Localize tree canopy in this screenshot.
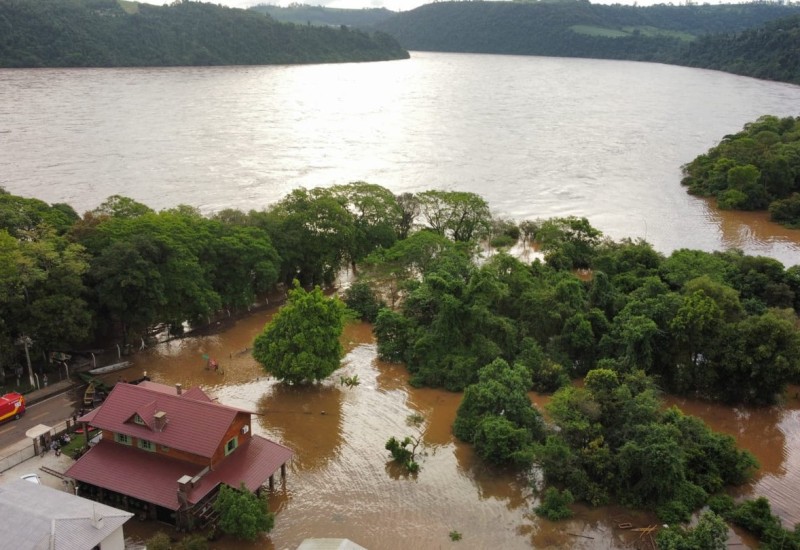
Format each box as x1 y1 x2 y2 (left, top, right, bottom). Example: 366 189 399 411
252 282 346 384
213 484 274 542
682 115 800 226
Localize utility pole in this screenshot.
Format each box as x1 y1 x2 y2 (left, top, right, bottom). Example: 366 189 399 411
16 335 35 388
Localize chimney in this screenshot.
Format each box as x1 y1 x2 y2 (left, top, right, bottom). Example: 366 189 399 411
175 383 182 395
154 411 167 432
177 475 192 507
91 505 104 530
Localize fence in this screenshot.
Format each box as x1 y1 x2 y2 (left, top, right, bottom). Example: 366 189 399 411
0 418 77 473
0 443 35 472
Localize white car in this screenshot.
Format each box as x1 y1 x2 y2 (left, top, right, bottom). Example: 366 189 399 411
20 473 41 484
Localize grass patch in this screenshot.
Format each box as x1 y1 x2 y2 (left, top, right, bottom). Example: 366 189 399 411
117 0 139 14
59 434 88 457
622 26 695 41
570 24 696 42
570 25 629 38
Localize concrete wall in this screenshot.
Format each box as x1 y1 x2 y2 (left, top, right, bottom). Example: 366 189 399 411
100 525 126 550
0 441 35 472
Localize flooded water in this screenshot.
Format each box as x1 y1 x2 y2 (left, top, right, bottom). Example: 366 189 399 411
1 52 800 266
106 306 800 549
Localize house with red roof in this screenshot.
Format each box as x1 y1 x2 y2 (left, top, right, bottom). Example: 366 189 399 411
65 381 293 529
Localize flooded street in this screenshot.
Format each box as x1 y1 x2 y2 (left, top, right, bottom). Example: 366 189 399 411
110 308 800 549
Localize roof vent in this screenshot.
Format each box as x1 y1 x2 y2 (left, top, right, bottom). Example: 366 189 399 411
175 383 182 395
154 411 168 432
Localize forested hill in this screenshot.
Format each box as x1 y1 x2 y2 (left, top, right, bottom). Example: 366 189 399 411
374 1 800 68
672 15 800 84
250 3 396 28
0 0 409 68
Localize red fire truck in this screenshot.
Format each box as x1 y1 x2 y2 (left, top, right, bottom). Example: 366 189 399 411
0 392 25 423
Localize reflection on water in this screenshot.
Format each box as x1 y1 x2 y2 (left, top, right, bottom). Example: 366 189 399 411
258 384 344 471
664 390 800 530
116 313 800 548
700 197 800 263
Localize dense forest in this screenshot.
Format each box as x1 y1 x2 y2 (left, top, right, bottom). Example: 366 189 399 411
371 1 800 83
682 115 800 227
0 0 408 68
2 185 800 545
250 3 396 28
674 14 800 86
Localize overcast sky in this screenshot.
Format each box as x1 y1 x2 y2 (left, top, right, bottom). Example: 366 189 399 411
153 0 755 15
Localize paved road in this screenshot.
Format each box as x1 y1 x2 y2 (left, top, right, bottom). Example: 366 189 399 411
0 388 80 450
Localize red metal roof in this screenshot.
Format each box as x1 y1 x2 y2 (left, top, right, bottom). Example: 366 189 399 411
194 437 295 498
82 382 251 458
65 437 294 510
65 440 203 510
77 407 99 424
135 381 179 394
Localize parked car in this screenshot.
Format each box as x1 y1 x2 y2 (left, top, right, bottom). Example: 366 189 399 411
0 392 25 423
20 473 41 484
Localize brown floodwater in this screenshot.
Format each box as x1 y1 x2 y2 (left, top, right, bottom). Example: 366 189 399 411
108 306 800 549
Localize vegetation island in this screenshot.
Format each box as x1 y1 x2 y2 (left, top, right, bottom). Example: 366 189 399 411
682 115 800 228
1 172 799 547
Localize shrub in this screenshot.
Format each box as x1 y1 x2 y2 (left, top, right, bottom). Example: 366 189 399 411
534 488 574 521
146 532 172 550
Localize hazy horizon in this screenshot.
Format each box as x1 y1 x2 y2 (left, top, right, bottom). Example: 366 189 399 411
142 0 770 15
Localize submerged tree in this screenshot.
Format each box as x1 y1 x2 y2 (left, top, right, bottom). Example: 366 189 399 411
385 413 426 473
253 281 346 384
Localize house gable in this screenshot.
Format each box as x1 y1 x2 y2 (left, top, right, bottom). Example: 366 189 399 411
84 382 254 458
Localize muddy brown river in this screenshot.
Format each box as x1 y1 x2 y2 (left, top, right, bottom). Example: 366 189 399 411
99 303 800 550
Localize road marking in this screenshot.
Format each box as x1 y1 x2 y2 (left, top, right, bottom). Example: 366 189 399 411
0 425 15 435
30 412 48 421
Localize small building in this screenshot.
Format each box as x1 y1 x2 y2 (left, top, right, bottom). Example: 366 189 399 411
66 381 293 529
0 478 133 550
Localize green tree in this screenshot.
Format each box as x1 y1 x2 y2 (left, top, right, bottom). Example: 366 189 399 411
329 182 401 266
253 281 346 384
473 414 537 466
343 281 384 322
536 216 602 269
416 190 492 242
214 484 274 542
534 487 574 521
260 187 355 286
453 358 545 462
394 192 419 240
656 510 728 550
712 310 800 403
92 195 154 219
12 227 92 352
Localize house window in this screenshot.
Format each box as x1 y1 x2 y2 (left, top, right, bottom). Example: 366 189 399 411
114 433 131 446
225 437 238 456
138 439 155 452
161 445 170 452
133 414 145 425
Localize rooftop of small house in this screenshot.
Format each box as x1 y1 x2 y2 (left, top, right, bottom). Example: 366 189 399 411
0 478 133 550
77 381 254 458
